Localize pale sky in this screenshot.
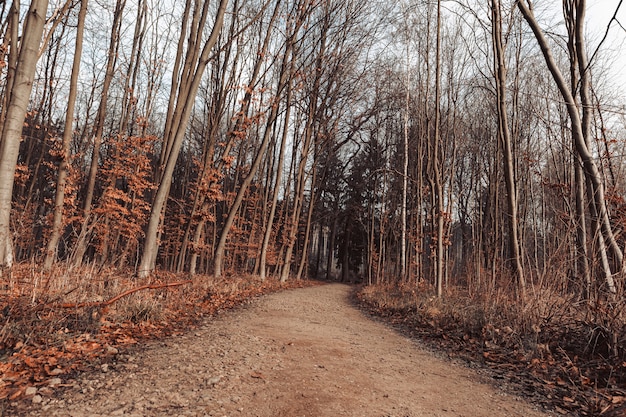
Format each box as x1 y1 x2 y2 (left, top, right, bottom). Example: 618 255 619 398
586 0 626 97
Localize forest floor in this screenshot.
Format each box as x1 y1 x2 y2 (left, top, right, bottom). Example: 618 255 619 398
3 283 552 417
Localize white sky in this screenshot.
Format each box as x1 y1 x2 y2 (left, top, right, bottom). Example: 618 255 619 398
586 0 626 97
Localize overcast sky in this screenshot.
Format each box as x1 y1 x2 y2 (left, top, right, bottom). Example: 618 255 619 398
586 0 626 96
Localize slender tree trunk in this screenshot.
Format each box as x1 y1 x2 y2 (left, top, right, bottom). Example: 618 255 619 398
564 0 592 296
401 42 409 282
326 210 338 281
491 0 525 296
73 0 125 264
44 0 88 269
138 0 228 278
399 3 411 281
433 0 444 297
0 2 19 135
295 168 317 280
0 0 49 266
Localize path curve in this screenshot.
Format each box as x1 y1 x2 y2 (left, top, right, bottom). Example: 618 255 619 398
15 284 551 416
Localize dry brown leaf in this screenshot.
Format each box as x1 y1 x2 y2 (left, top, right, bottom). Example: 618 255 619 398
612 396 626 404
9 388 23 400
23 356 38 368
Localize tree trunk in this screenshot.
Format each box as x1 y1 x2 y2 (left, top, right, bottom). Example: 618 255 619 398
44 0 88 269
0 2 20 136
491 0 525 296
0 0 49 266
138 0 228 278
433 0 444 297
518 0 622 292
564 0 592 297
295 168 317 280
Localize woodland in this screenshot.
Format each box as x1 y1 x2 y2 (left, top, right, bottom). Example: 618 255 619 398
1 0 626 415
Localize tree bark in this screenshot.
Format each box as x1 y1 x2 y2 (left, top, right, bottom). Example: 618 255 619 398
518 0 622 292
0 0 49 266
44 0 88 269
491 0 525 296
138 0 228 278
434 0 444 297
0 2 20 136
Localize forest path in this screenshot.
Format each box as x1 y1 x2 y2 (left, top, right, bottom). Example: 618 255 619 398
15 284 550 417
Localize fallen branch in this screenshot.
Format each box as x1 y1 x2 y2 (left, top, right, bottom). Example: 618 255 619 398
60 280 193 309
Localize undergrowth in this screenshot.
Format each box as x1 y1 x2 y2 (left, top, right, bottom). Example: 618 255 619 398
357 283 626 417
0 263 315 403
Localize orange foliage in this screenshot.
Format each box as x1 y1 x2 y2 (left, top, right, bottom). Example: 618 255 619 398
91 134 155 262
0 265 318 403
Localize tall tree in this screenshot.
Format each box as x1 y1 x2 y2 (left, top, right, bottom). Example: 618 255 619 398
517 0 623 293
138 0 228 278
0 0 50 266
491 0 525 296
433 0 445 296
44 0 88 269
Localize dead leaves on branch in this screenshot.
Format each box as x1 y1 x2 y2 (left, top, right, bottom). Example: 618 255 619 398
0 266 314 403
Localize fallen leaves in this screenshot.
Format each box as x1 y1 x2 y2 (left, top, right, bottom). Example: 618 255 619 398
0 269 316 405
357 284 626 417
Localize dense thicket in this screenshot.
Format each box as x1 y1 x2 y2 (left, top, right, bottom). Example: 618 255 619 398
1 0 625 301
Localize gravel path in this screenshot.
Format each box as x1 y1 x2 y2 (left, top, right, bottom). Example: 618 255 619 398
11 283 551 417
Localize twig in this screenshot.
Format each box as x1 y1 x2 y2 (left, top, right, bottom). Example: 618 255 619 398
60 280 193 309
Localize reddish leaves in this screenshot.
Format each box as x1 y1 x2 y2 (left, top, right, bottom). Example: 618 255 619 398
0 269 315 404
357 285 626 416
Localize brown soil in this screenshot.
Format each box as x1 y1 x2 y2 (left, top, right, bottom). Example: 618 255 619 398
8 283 552 416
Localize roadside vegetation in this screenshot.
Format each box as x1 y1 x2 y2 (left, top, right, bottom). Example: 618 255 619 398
358 282 626 416
0 264 315 403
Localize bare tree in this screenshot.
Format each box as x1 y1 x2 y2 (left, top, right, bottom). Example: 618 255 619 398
44 0 88 269
491 0 525 296
138 0 228 278
517 0 623 293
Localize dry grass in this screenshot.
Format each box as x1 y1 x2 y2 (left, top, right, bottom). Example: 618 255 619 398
0 263 315 402
357 281 626 416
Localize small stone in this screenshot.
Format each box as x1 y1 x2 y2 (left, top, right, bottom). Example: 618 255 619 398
50 368 64 376
48 378 62 386
32 395 43 404
101 364 109 372
106 345 119 355
207 376 221 386
25 387 38 396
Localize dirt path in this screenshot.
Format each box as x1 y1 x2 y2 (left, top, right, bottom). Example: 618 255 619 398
12 284 551 417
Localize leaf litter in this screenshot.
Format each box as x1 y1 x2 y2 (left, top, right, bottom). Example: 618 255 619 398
0 265 314 410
